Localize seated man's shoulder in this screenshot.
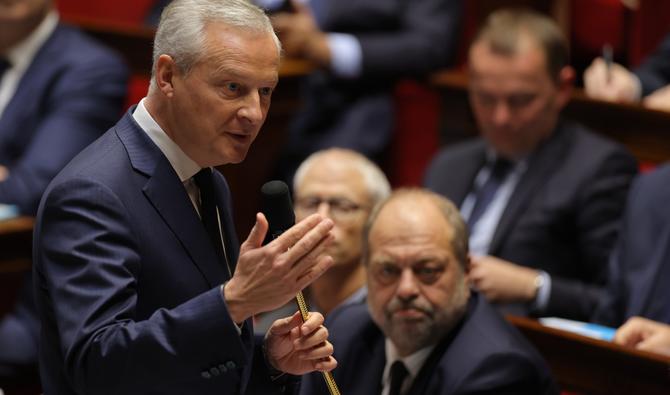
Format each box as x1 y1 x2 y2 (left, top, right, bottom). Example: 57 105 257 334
428 138 486 167
444 296 557 393
455 295 539 357
567 122 636 164
326 302 371 332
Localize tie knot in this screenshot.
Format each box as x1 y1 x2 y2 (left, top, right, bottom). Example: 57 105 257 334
194 168 213 190
389 360 409 395
0 57 11 78
489 157 513 179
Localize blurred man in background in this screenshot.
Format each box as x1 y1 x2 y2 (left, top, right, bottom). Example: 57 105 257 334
0 0 128 387
425 8 637 321
255 148 390 333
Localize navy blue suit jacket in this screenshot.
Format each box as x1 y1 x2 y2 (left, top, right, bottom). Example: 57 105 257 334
278 0 462 181
0 22 127 383
424 121 638 320
299 293 557 395
594 164 670 326
33 111 277 394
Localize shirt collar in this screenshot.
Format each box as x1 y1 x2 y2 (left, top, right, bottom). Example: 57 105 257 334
6 11 59 72
382 339 435 392
132 98 202 182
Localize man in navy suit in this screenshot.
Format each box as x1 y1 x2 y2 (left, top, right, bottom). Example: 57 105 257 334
270 0 463 182
0 0 128 385
584 32 670 111
424 9 637 321
300 189 557 395
33 1 337 394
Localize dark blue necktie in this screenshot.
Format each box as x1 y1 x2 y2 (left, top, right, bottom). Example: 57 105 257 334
467 158 513 228
0 58 11 80
389 360 409 395
194 168 230 277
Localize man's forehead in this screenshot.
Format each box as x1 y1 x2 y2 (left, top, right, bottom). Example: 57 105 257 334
298 161 368 197
469 38 548 77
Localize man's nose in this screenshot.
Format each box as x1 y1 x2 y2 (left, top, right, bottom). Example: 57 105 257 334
492 102 511 126
396 269 420 299
238 91 264 125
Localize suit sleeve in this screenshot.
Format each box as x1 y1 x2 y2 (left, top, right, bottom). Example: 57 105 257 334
0 49 128 215
34 178 257 394
547 148 637 319
634 32 670 96
357 0 463 77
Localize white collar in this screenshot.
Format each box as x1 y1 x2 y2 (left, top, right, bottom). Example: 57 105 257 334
132 98 202 182
382 339 435 394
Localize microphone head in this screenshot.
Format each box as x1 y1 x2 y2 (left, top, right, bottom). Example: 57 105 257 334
261 180 296 244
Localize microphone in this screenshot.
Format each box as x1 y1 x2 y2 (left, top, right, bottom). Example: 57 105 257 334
260 180 341 395
260 180 295 246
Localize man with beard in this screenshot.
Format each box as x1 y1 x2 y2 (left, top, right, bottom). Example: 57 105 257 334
300 189 557 395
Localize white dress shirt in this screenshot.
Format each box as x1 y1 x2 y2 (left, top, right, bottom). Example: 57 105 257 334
131 98 202 215
381 340 435 395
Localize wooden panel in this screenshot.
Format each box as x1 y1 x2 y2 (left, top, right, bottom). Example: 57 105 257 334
508 316 670 395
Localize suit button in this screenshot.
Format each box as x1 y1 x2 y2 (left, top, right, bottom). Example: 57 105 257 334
225 360 236 370
210 366 221 376
201 371 212 379
218 364 228 373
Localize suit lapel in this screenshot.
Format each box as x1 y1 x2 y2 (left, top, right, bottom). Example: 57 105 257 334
489 124 571 254
438 142 487 206
115 111 228 287
355 332 386 395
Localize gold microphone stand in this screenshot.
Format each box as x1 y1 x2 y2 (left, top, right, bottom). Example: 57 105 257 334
295 291 341 395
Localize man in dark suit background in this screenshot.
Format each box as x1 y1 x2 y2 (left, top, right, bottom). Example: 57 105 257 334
300 188 557 395
270 0 463 182
424 8 637 321
33 1 337 394
0 0 128 386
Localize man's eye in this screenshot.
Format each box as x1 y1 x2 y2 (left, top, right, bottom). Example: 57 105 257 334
508 95 534 108
414 266 444 284
224 82 240 93
259 87 273 96
376 264 400 283
475 92 495 106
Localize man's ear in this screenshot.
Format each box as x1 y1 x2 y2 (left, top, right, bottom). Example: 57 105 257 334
555 65 575 108
154 54 178 98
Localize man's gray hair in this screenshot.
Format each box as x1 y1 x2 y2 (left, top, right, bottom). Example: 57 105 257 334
293 148 391 207
149 0 280 92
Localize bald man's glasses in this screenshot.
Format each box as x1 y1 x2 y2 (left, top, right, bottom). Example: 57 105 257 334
295 196 368 221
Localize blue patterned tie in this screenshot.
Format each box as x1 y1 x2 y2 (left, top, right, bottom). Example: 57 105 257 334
467 158 513 228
